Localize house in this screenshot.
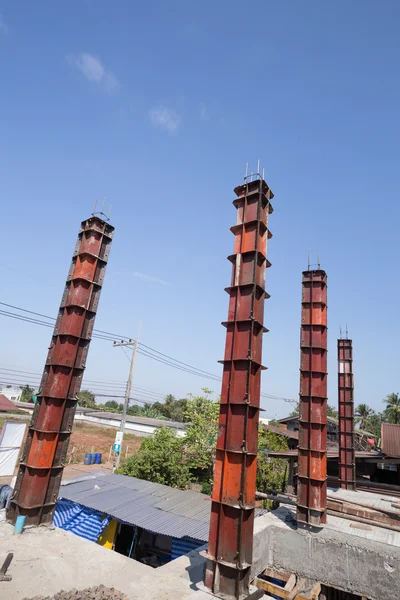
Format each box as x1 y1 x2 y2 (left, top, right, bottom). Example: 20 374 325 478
54 472 267 567
0 394 18 412
0 386 21 403
277 414 376 451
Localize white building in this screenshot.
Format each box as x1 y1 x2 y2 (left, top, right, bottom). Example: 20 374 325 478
0 386 21 402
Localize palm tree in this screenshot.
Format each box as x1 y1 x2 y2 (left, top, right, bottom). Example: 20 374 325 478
355 404 373 430
383 393 400 424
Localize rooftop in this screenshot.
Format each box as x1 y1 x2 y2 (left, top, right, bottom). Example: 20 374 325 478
60 472 212 542
77 410 188 430
381 422 400 458
0 394 17 412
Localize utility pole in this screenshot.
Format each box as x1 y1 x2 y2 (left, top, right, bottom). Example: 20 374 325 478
113 325 140 470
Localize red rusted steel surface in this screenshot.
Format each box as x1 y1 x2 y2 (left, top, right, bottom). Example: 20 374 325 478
338 338 356 490
297 269 328 527
8 216 114 526
205 176 274 600
381 422 400 458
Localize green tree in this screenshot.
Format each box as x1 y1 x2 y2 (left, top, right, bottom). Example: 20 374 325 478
355 404 374 430
257 427 289 496
327 404 338 419
118 427 191 489
19 384 35 403
383 393 400 424
77 389 96 409
183 390 219 482
365 412 383 440
152 395 189 422
104 400 120 412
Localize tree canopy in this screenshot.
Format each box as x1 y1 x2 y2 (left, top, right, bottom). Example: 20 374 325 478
19 384 35 403
77 389 96 408
117 426 191 489
383 393 400 425
355 403 374 430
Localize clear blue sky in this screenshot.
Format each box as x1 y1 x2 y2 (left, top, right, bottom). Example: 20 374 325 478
1 1 399 419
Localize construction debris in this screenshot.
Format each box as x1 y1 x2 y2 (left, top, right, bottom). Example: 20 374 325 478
23 586 128 600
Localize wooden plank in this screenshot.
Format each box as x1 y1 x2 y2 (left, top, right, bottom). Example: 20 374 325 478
262 567 291 583
308 582 321 600
287 578 306 600
284 574 297 591
254 578 315 600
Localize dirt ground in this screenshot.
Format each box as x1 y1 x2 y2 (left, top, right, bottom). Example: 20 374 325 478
0 419 142 486
67 422 142 464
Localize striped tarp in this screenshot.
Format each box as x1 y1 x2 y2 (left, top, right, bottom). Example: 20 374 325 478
171 536 203 561
53 499 110 542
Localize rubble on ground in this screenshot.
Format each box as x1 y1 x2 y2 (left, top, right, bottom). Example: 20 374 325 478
23 585 129 600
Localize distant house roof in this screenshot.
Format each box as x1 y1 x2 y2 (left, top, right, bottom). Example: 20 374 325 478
80 410 188 431
277 414 376 439
260 423 298 440
59 473 267 542
381 423 400 458
0 394 17 411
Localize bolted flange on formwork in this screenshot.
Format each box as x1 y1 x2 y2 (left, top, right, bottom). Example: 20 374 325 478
297 269 328 528
204 176 274 600
7 215 114 526
338 337 356 490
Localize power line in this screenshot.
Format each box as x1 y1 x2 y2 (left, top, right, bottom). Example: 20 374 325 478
0 301 296 402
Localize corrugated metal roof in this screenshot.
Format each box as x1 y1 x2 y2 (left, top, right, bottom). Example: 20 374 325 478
59 473 212 541
81 411 188 430
260 423 298 439
0 394 17 411
381 422 400 458
59 473 268 542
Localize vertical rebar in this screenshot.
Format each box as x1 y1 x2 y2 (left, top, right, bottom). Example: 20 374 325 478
8 216 114 526
297 269 328 527
205 176 274 599
338 337 355 490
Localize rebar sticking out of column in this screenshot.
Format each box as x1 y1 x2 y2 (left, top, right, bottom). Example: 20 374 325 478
205 173 274 600
297 269 328 527
338 336 356 490
8 215 114 526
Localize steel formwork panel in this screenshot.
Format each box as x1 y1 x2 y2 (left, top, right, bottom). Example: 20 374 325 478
205 177 274 600
338 338 355 490
297 269 328 527
8 216 114 526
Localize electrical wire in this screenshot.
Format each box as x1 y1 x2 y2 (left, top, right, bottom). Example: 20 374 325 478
0 301 296 402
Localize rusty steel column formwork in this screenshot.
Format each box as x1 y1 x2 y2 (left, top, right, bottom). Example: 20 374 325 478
338 336 356 490
297 268 328 527
204 173 274 600
8 215 114 526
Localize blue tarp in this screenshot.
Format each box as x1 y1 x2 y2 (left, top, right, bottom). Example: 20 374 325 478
53 499 111 543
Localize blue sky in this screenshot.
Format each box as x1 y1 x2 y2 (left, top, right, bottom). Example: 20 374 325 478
1 1 399 418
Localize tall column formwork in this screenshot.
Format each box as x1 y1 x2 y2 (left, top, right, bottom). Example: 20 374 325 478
8 215 114 526
297 269 328 527
205 175 274 600
338 337 356 490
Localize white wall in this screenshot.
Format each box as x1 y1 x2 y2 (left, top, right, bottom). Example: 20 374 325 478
74 412 187 438
0 387 21 402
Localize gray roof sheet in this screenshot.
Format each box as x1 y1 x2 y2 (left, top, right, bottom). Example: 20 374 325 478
59 473 211 541
81 411 188 430
59 473 268 543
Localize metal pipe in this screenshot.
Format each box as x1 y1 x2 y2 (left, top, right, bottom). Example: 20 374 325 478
8 216 114 526
205 174 274 600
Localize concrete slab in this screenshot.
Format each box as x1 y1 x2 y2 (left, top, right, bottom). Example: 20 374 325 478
251 506 400 599
0 522 208 600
